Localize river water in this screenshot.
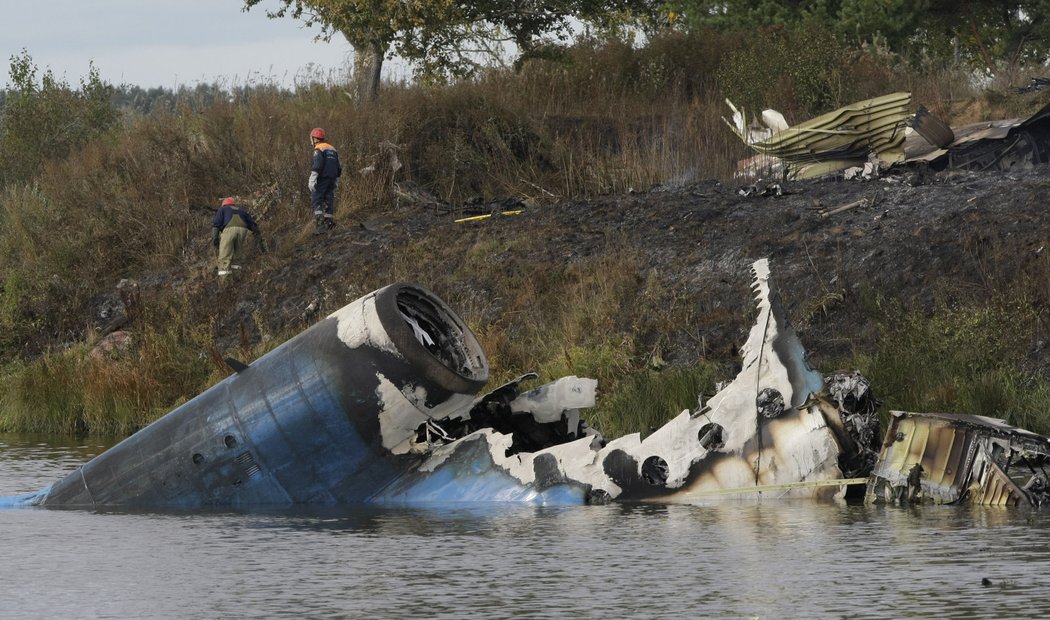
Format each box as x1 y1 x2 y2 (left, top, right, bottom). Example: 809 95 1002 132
2 434 1049 619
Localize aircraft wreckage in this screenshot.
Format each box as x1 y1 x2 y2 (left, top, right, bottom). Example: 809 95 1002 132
726 92 1050 180
9 260 1050 509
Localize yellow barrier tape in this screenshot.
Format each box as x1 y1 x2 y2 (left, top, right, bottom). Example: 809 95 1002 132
454 210 523 223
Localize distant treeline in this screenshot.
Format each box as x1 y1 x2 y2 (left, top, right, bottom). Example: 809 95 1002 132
0 81 295 116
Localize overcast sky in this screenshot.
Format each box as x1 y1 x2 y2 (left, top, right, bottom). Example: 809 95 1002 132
0 0 366 89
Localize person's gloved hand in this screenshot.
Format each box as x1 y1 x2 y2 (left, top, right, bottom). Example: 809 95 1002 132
256 234 268 254
308 171 318 192
211 228 220 249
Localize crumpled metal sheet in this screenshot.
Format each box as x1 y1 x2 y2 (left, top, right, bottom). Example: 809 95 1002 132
904 118 1021 162
381 259 862 504
731 93 1050 178
725 93 912 180
903 99 1050 171
866 411 1050 506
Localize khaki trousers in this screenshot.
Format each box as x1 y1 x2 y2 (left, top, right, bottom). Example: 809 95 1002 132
217 227 249 276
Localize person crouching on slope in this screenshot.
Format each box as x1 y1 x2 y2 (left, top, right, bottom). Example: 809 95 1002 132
308 127 342 232
212 197 265 279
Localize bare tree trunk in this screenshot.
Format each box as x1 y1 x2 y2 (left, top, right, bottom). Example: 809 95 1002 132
353 42 385 101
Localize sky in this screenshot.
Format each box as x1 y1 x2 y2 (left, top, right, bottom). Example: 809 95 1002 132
0 0 364 90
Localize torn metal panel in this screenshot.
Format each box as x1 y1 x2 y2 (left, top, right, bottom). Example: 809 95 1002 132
725 93 912 180
823 371 881 478
379 259 868 504
866 411 1050 507
911 105 955 148
903 100 1050 171
904 119 1015 162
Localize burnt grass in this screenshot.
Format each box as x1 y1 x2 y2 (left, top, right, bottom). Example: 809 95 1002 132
136 162 1050 399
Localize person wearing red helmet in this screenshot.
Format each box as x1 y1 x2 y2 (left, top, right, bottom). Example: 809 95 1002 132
308 127 342 232
211 196 265 280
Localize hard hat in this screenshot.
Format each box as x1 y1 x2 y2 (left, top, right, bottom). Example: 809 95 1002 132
310 127 326 140
221 197 236 206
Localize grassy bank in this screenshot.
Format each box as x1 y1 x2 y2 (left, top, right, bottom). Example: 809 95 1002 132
844 297 1050 436
2 30 1050 438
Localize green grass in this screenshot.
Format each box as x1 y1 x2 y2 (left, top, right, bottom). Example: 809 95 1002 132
588 363 724 439
839 295 1050 436
0 300 278 436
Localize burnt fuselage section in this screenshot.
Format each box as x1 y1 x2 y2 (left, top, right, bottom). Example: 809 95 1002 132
39 284 489 508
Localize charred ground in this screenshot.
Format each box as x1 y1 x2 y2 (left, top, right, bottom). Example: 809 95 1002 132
84 162 1050 435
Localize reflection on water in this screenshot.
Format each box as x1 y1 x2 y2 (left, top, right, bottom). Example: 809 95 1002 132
2 434 1050 618
0 434 114 493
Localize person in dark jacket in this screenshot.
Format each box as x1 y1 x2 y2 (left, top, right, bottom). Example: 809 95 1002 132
308 127 342 231
212 197 265 278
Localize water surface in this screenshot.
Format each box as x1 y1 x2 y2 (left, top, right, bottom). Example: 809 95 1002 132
2 434 1048 619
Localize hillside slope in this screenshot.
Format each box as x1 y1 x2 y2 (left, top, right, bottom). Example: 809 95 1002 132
154 165 1044 363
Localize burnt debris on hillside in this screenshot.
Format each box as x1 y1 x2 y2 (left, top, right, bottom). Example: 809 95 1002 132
726 92 1050 181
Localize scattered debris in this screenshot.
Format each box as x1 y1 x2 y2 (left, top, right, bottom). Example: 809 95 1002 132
842 160 882 180
738 182 784 198
454 199 526 223
1017 77 1050 94
392 180 445 209
866 411 1050 507
728 93 1050 181
454 210 523 223
90 278 140 339
819 198 867 219
17 259 1050 510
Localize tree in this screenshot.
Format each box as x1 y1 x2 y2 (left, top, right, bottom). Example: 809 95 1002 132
912 0 1050 68
671 0 1050 71
244 0 660 98
245 0 400 100
0 50 118 187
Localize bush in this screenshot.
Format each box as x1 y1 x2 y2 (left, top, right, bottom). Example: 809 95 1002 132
850 296 1050 435
717 22 887 119
0 50 119 187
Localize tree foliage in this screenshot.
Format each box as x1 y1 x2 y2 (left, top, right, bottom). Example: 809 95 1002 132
0 50 119 187
716 22 851 116
243 0 659 96
672 0 1050 69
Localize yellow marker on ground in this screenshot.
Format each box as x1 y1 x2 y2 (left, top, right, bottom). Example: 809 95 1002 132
454 210 523 223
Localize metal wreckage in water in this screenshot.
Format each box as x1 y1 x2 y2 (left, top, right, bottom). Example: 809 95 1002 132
14 259 1050 509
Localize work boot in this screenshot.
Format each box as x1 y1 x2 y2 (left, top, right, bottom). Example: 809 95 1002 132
314 212 325 233
324 215 335 230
